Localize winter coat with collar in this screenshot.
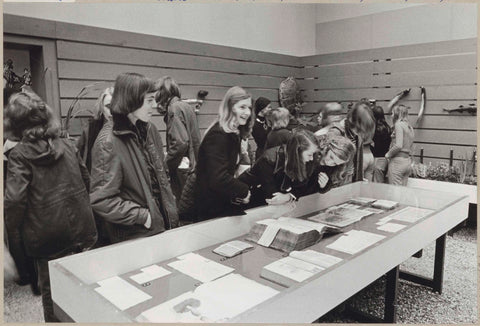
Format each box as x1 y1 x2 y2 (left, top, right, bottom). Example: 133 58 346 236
90 114 178 243
4 137 97 259
164 97 201 173
239 144 322 200
194 121 249 220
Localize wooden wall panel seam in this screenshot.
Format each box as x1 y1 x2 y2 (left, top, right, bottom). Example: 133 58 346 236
55 40 301 78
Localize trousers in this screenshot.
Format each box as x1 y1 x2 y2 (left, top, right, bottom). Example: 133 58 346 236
373 157 388 183
387 156 411 186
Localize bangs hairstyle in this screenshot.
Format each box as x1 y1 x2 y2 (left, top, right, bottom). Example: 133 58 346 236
94 86 114 119
285 129 319 182
4 92 60 141
391 104 410 125
347 102 375 143
266 107 290 130
217 86 254 139
155 76 181 107
110 73 156 115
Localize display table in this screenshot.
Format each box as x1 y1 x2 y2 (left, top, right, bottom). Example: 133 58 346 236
50 182 469 323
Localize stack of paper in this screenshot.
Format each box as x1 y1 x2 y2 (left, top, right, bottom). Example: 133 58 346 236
130 265 171 284
136 273 279 322
261 256 324 287
326 230 386 255
377 222 406 233
246 217 328 252
213 240 253 258
95 276 152 310
349 197 377 206
167 253 234 283
371 199 399 210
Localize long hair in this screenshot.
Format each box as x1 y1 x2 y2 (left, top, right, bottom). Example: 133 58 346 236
347 101 375 143
154 76 181 108
372 105 391 138
110 73 156 115
215 86 254 139
318 134 356 184
266 107 290 130
4 92 60 142
285 129 319 182
94 86 114 120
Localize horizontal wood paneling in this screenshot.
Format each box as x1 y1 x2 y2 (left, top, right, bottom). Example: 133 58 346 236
302 62 374 78
301 38 477 66
3 14 56 39
57 61 283 89
56 41 299 78
302 85 477 102
53 21 300 67
374 53 477 73
413 129 475 146
302 100 478 115
59 80 280 102
299 69 475 90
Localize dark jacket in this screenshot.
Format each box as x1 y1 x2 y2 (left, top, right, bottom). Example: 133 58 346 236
164 97 201 173
264 128 292 150
90 114 178 243
194 122 249 220
252 118 269 161
327 120 363 183
76 116 107 172
4 138 97 259
239 145 322 200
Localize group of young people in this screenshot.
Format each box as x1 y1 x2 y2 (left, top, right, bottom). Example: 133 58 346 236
3 72 415 321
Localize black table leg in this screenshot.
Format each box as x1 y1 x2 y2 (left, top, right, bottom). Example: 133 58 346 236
343 266 399 323
384 266 399 323
399 233 447 294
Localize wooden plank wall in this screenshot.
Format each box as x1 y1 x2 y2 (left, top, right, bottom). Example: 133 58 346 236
4 14 301 147
298 39 477 165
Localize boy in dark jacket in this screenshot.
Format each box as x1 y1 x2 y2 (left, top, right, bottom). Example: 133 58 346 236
90 73 179 243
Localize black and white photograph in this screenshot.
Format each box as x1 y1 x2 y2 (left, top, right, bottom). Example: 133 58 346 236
3 1 478 323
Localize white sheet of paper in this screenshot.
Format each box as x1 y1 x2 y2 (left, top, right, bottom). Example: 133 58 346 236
137 273 279 323
388 206 435 223
327 230 386 255
95 276 151 310
257 225 281 247
289 250 342 269
130 265 171 284
377 222 407 233
263 257 323 283
168 253 234 283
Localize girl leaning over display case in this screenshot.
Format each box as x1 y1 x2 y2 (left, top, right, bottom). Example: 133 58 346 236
239 129 330 206
89 72 178 244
